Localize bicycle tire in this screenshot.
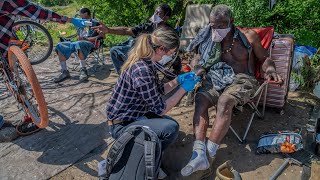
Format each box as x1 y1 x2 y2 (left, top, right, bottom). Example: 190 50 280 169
8 46 49 128
13 20 53 65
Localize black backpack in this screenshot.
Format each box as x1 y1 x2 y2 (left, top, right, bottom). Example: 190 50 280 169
100 125 162 180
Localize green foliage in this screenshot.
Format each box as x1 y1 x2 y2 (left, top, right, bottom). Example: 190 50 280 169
76 0 181 45
76 0 319 48
292 53 320 89
105 34 129 47
39 0 74 6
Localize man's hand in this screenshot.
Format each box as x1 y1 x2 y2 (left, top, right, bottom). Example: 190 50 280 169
194 65 206 77
92 23 109 34
265 68 283 84
190 54 201 68
262 57 283 84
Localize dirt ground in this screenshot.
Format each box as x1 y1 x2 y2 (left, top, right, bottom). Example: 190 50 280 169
1 53 319 180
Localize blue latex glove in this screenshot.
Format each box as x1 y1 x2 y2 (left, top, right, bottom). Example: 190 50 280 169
71 18 86 28
177 72 196 84
181 76 201 92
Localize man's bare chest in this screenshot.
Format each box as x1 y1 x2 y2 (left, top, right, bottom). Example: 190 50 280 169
221 39 249 67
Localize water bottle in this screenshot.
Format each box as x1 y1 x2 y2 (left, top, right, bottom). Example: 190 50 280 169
85 21 92 27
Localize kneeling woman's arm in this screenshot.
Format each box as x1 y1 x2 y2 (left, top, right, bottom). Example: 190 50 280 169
161 87 186 115
163 77 179 94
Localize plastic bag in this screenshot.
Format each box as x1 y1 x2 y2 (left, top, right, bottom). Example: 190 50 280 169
256 130 303 154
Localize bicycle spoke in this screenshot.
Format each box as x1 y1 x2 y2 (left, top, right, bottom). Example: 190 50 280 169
13 59 42 120
12 21 53 64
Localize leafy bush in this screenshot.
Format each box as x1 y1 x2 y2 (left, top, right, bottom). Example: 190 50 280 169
39 0 74 6
77 0 319 48
292 53 320 89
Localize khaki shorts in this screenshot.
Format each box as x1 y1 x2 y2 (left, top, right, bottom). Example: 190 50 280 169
197 73 259 106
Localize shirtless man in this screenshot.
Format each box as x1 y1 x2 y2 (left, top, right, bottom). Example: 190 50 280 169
181 4 282 176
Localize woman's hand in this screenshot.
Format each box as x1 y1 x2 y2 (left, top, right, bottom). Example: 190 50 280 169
70 18 86 28
177 72 196 84
181 76 201 92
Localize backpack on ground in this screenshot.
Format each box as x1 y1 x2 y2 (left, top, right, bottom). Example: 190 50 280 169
100 125 162 180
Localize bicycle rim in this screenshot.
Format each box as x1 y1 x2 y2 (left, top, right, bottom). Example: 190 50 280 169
8 46 49 128
12 20 53 65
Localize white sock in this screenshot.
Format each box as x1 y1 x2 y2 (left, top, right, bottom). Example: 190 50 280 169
181 140 209 176
80 60 86 68
207 140 219 158
60 61 67 71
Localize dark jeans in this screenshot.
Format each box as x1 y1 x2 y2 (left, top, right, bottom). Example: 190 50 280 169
109 40 134 73
109 117 179 150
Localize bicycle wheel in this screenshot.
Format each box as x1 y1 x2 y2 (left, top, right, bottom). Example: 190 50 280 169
12 20 53 65
8 46 49 128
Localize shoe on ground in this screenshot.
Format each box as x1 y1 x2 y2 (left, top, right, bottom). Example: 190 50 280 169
15 121 41 136
79 68 88 82
54 70 70 83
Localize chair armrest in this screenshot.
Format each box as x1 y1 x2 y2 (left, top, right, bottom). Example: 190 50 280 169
251 81 269 99
59 34 78 42
59 33 78 39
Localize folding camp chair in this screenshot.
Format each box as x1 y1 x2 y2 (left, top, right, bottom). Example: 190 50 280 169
72 37 105 72
230 27 294 143
229 26 274 143
180 4 294 143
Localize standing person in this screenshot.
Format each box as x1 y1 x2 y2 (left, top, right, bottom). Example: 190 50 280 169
0 0 86 137
93 3 175 74
106 28 200 178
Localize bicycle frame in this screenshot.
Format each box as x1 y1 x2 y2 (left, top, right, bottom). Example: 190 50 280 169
10 24 32 51
9 40 30 51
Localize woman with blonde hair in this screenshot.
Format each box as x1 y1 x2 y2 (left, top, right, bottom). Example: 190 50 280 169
106 28 199 151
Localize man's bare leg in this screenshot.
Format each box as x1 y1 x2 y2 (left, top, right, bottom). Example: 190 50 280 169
207 95 236 157
77 50 86 68
181 94 213 176
57 51 67 71
77 50 88 81
54 50 70 83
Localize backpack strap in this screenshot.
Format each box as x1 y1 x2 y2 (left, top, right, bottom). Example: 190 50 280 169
145 141 157 180
143 126 161 180
105 131 135 179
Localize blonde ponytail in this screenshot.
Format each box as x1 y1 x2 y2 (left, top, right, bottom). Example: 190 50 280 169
120 28 179 73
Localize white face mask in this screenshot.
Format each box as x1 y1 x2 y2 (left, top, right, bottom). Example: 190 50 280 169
149 14 163 24
211 27 231 42
159 55 173 65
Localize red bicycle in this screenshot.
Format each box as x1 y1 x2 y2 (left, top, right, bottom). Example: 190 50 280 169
1 46 49 132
